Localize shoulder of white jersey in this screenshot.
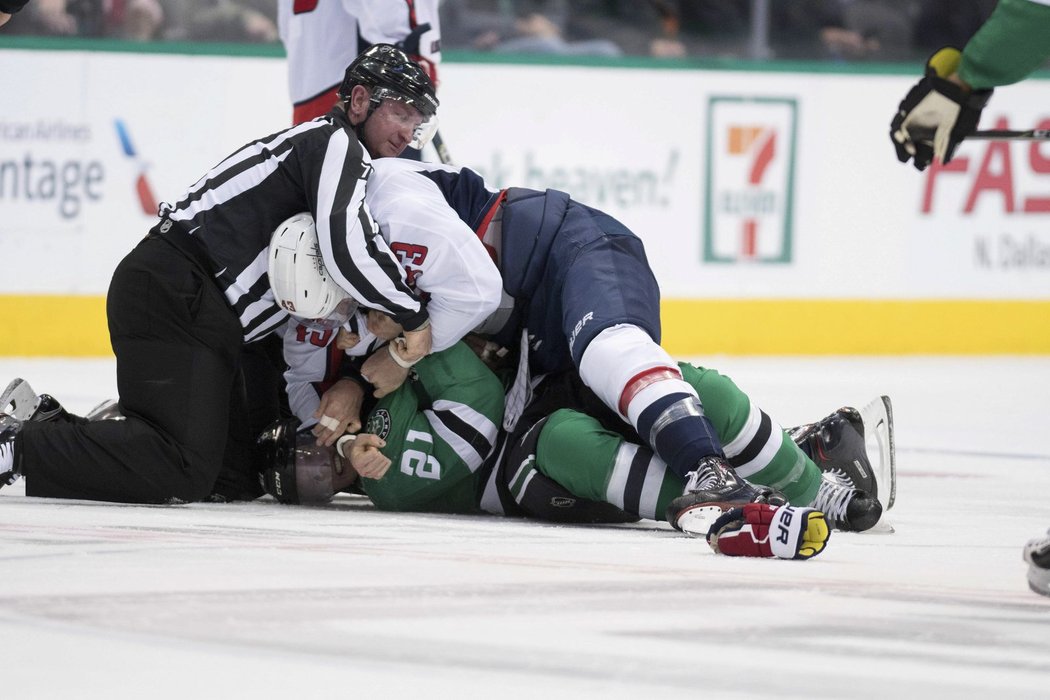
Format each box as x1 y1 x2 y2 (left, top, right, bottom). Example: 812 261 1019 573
369 157 461 181
369 158 495 195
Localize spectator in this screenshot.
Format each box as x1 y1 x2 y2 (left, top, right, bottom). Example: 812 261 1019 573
0 0 31 28
565 0 692 58
161 0 277 43
441 0 622 57
121 0 163 41
911 0 997 55
10 0 79 35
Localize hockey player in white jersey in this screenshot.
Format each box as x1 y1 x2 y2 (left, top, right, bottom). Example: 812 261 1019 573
278 0 441 124
279 161 893 532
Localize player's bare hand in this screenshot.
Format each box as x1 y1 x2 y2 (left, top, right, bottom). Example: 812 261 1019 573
349 433 391 480
312 378 364 446
361 347 411 398
366 310 403 341
401 322 432 363
336 327 361 351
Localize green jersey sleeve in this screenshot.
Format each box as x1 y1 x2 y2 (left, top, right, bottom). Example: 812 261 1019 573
360 343 505 514
960 0 1050 88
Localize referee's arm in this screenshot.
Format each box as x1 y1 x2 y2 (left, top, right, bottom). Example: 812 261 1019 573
311 130 429 331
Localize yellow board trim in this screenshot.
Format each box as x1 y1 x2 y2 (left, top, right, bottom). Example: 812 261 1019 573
662 299 1050 355
2 295 1049 356
2 295 113 357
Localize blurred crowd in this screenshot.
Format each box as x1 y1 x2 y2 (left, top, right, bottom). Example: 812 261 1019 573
1 0 999 63
2 0 278 42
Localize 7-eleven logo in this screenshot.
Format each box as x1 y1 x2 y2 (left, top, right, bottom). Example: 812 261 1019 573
704 97 797 263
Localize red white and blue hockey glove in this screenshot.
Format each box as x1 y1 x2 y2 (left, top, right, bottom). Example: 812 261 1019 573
707 503 830 560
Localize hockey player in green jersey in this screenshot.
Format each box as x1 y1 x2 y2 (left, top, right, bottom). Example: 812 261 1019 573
256 218 887 540
343 341 503 516
258 336 895 558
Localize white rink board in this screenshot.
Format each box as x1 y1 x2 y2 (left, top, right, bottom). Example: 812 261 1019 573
0 355 1048 698
2 49 1049 300
0 49 289 294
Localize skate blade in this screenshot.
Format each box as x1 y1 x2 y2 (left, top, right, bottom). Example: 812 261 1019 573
860 395 896 510
675 504 730 538
85 398 123 421
865 519 895 534
0 378 42 422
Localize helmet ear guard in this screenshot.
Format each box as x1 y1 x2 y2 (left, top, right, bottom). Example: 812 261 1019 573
258 418 353 505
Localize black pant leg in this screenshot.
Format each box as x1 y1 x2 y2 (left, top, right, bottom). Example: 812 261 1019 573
210 332 290 501
18 237 243 503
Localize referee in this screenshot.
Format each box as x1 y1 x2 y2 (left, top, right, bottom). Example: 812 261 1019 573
3 45 439 503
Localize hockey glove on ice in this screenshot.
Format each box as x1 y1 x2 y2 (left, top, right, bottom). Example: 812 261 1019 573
707 503 830 560
890 47 992 171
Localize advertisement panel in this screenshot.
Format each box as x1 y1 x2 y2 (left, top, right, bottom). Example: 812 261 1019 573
1 47 1048 354
0 49 288 296
703 96 797 264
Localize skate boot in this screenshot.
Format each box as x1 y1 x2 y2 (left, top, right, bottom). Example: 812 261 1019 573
1023 530 1050 597
791 396 896 510
666 455 786 537
809 471 882 532
790 407 876 493
0 413 24 487
0 378 76 424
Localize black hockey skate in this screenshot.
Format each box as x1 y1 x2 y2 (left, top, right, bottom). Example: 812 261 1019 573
0 378 75 424
790 396 896 509
809 471 882 532
0 413 23 487
666 455 786 537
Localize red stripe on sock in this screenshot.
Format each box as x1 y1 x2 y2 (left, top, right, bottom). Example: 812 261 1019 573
618 366 682 416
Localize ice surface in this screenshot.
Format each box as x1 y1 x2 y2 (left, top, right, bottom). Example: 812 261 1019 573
1 356 1048 699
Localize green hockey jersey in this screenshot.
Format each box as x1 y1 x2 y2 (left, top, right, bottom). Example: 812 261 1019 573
359 343 504 513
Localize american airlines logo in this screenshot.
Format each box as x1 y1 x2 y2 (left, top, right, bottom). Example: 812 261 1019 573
703 97 797 264
114 119 157 216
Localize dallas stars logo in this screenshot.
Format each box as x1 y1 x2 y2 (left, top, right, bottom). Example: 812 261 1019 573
366 409 392 440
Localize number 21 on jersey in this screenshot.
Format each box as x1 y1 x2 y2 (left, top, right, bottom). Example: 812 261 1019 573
400 429 441 480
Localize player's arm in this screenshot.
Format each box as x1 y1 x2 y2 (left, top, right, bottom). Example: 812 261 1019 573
411 343 505 461
957 0 1050 89
890 0 1050 170
306 129 429 332
283 320 338 426
283 319 369 445
382 193 504 353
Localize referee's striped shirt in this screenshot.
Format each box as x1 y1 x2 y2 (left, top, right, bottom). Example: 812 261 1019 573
163 108 426 342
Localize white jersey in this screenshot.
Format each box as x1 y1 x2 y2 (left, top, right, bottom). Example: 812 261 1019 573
284 157 504 423
277 0 442 106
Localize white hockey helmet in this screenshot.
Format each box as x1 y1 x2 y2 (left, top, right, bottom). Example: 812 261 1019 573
268 213 358 327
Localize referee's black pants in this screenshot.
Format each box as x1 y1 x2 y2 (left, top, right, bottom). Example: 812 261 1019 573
17 233 256 503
